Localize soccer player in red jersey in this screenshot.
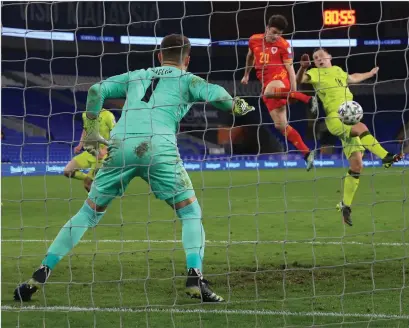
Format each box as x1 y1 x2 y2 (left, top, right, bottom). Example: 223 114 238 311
241 15 317 170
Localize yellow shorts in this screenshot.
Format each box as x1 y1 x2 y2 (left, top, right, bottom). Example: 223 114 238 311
325 112 365 159
72 151 105 179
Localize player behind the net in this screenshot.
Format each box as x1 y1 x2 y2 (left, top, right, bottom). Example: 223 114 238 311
296 48 403 226
63 109 116 192
14 34 255 303
241 14 318 171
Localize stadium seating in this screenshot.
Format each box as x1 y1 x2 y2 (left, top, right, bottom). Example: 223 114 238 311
2 66 406 163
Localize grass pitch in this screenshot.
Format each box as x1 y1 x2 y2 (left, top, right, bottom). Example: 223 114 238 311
2 167 409 327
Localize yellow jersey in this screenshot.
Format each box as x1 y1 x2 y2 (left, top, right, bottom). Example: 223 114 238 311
82 109 116 148
307 65 353 114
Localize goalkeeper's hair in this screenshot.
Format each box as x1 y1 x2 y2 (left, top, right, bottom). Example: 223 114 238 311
267 15 288 31
313 47 331 55
160 34 191 63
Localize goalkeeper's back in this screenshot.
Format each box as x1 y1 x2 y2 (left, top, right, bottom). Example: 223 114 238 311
110 66 208 139
86 34 236 144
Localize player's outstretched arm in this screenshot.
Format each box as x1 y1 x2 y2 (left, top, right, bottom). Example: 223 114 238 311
83 73 130 149
347 67 379 84
86 72 131 119
189 76 254 116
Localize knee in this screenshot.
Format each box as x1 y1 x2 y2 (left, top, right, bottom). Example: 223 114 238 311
352 122 368 138
175 197 202 222
349 161 363 173
275 122 286 132
264 80 285 95
85 199 107 226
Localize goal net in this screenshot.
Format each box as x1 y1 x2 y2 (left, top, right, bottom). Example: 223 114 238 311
2 1 409 327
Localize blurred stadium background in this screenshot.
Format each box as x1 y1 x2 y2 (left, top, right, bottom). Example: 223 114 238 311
2 2 409 327
2 1 408 164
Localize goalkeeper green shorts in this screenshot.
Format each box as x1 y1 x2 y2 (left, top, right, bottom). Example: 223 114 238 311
88 135 195 207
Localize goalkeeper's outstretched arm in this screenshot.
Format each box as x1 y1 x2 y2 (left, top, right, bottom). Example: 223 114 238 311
83 72 130 148
86 72 130 119
347 67 379 84
189 76 254 116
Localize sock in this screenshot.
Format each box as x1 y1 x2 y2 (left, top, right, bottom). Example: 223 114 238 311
73 171 87 180
270 87 311 104
359 131 388 159
282 126 310 156
343 169 360 207
176 200 205 272
42 201 105 270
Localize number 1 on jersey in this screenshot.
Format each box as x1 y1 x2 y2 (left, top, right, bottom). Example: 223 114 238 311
259 52 270 64
143 78 160 103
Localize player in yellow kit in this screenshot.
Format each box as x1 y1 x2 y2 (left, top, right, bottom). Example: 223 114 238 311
63 109 116 191
296 49 403 226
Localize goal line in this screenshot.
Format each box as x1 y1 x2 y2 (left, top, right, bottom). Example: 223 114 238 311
2 305 409 321
2 239 408 247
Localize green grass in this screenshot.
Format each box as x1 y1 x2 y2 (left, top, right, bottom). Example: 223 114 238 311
2 168 409 327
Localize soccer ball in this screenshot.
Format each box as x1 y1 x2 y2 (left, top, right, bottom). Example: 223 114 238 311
338 101 363 125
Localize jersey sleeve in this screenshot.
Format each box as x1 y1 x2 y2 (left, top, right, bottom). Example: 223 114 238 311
248 35 256 52
306 68 319 84
334 66 348 80
188 75 233 111
86 71 139 116
279 39 293 64
104 111 116 130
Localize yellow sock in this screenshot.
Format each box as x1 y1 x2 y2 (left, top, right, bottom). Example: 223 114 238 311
360 132 388 159
343 170 360 207
73 171 87 180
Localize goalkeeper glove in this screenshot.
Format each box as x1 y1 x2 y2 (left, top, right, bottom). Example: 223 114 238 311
83 116 110 156
232 97 255 116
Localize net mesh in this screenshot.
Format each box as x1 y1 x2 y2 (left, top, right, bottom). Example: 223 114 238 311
1 1 409 327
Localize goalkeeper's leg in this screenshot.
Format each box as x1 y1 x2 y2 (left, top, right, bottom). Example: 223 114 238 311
13 197 109 302
146 152 224 303
348 120 403 167
326 114 403 167
337 150 363 227
63 152 93 181
166 195 223 303
14 149 131 302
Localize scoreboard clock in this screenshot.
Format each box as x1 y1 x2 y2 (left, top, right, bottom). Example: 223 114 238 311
324 9 356 26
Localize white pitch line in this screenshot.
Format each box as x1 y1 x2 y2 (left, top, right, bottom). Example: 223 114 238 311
1 239 408 247
2 305 409 320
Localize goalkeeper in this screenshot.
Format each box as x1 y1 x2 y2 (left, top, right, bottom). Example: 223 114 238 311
14 34 254 303
63 109 116 192
296 49 403 226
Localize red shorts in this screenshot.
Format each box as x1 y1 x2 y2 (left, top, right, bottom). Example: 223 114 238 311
261 78 290 112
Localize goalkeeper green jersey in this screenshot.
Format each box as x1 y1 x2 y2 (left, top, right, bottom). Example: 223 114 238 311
86 65 234 144
306 65 353 114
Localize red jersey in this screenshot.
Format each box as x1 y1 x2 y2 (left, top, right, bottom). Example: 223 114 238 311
249 34 293 87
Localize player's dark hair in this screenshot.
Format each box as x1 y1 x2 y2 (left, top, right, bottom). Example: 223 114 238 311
160 34 191 63
267 15 288 31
